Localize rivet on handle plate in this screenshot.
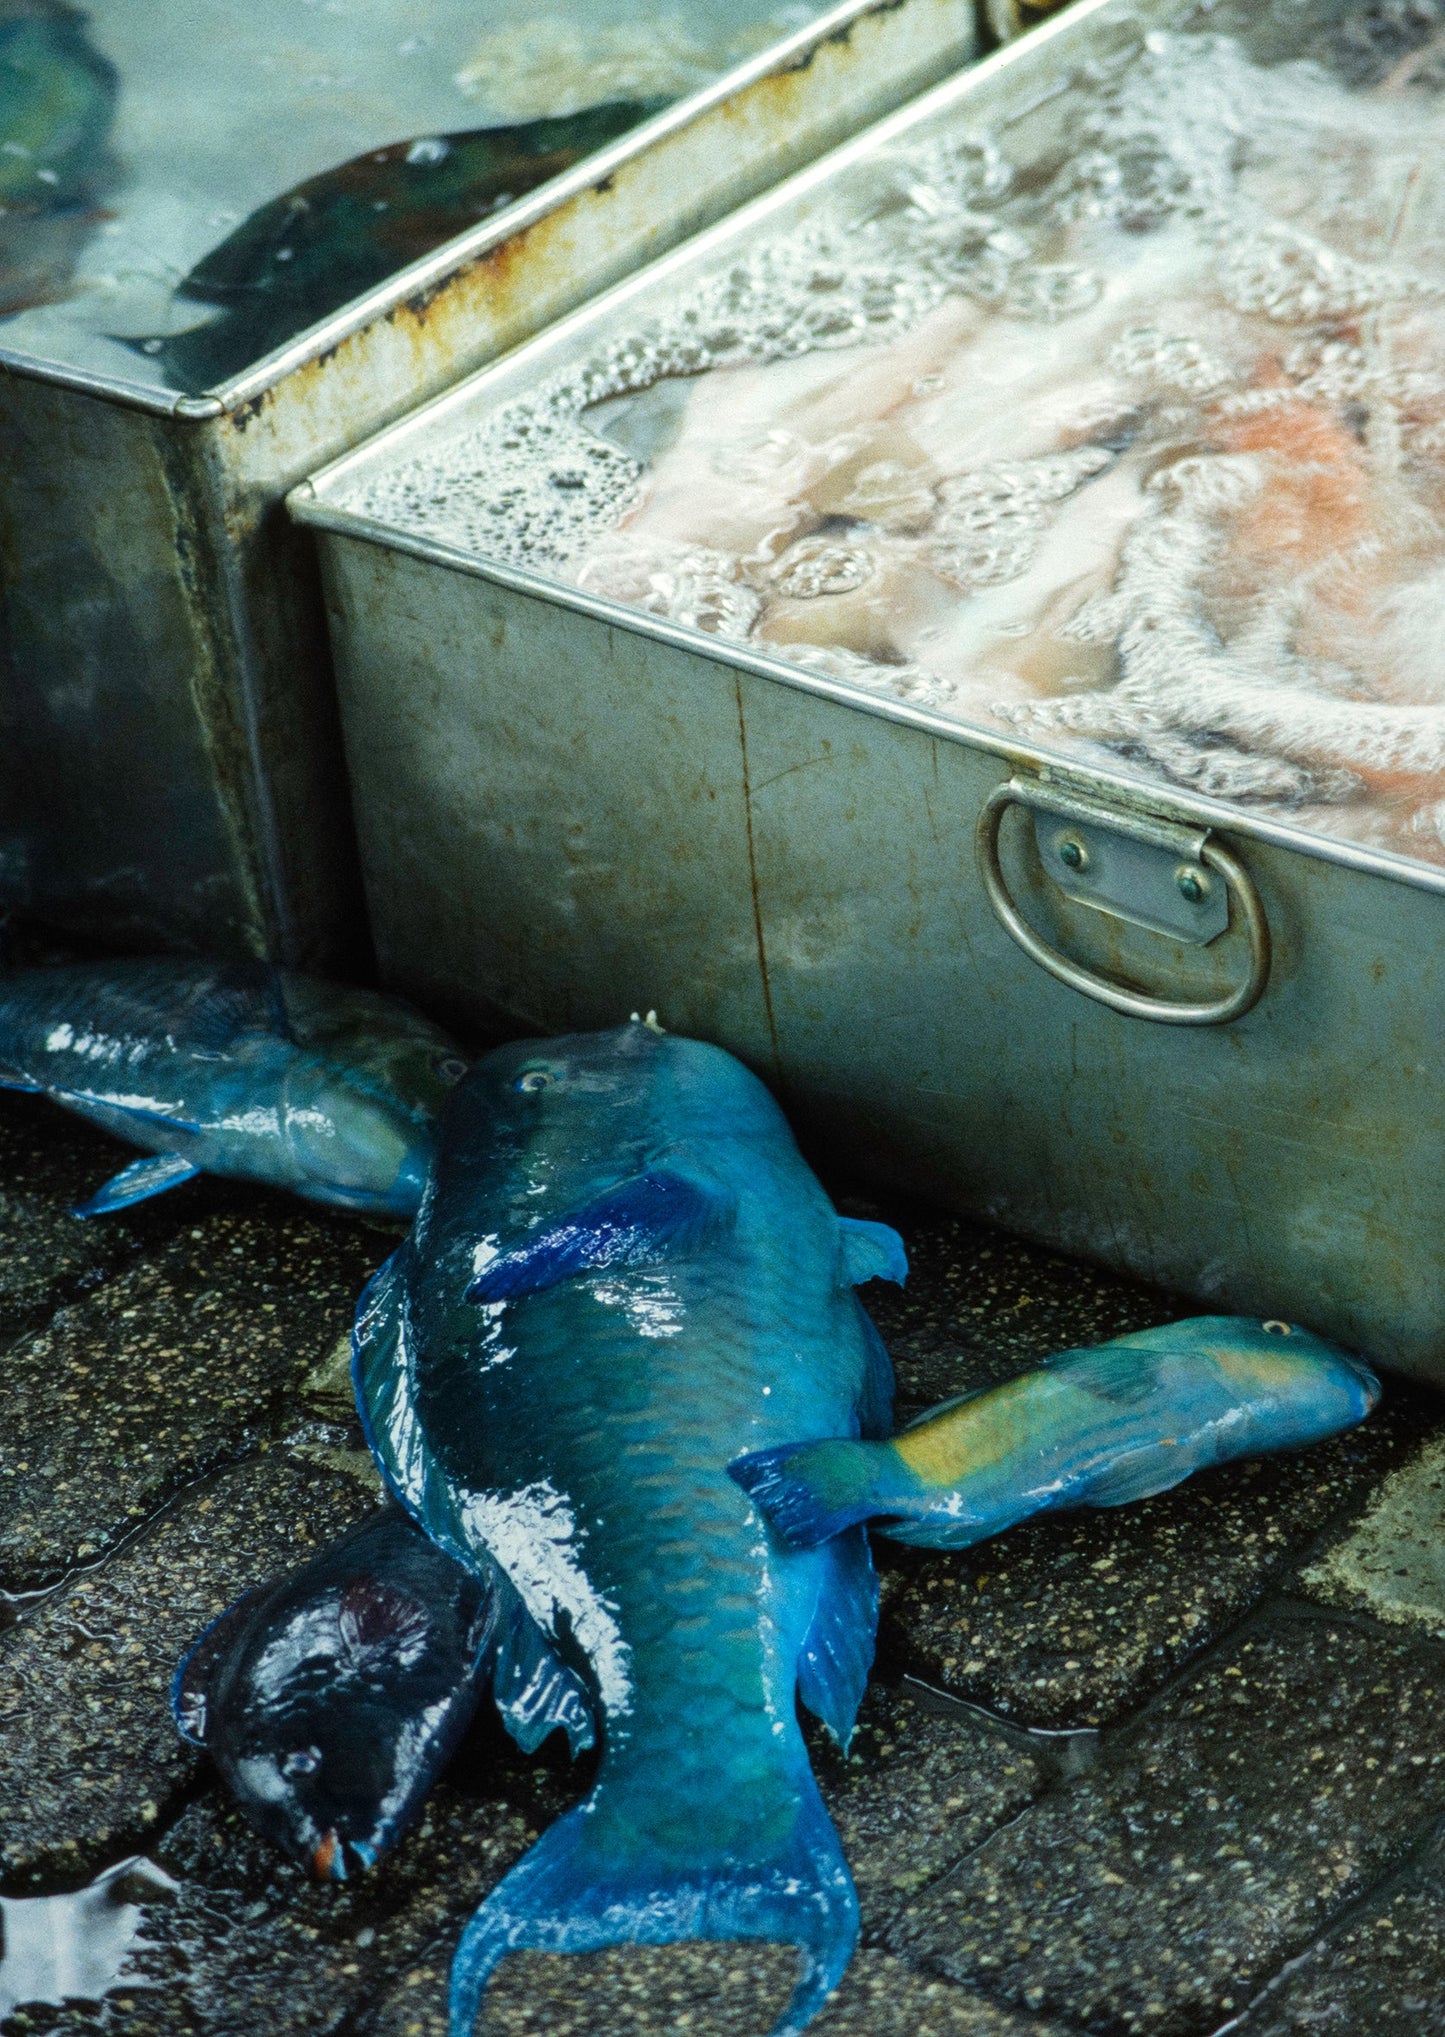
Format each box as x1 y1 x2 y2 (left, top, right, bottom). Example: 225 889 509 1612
975 777 1271 1026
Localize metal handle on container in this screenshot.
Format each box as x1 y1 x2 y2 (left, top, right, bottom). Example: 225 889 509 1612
975 777 1271 1025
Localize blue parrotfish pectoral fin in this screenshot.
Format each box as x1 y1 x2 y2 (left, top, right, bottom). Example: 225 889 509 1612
447 1774 858 2037
729 1437 901 1550
73 1150 202 1217
797 1525 877 1750
466 1166 735 1303
837 1216 908 1288
488 1569 596 1757
188 959 296 1052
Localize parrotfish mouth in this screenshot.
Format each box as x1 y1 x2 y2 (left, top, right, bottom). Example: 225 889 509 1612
311 1831 379 1881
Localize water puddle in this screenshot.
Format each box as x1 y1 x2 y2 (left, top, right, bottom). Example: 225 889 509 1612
0 1858 175 2022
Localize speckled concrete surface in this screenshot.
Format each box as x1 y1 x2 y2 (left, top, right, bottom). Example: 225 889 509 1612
2 1089 1445 2037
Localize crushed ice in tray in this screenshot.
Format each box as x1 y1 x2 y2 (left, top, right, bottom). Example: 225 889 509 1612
350 0 1445 869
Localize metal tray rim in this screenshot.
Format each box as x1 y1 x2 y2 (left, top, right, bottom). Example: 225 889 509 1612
294 489 1445 904
0 0 971 418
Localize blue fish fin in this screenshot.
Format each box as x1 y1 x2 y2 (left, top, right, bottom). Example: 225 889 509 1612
448 1770 857 2037
189 960 295 1052
797 1526 877 1750
170 1586 264 1747
837 1216 908 1288
487 1570 596 1756
1082 1446 1204 1508
467 1166 734 1303
73 1150 201 1217
0 1065 43 1093
729 1437 890 1549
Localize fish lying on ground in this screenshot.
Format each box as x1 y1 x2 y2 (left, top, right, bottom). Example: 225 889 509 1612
0 957 467 1216
123 99 666 394
0 0 117 316
173 1507 498 1879
729 1318 1381 1549
351 1016 1380 2035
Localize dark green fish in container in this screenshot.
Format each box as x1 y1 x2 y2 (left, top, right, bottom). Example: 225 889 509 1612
0 0 117 315
127 97 668 393
730 1317 1381 1549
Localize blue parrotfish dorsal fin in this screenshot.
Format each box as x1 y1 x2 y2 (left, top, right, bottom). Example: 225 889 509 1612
466 1166 734 1304
73 1150 200 1218
170 1586 265 1747
189 960 295 1053
837 1217 908 1289
796 1525 877 1751
352 1253 595 1761
447 1768 857 2037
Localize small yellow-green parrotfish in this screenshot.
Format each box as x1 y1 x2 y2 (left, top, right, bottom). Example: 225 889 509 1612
729 1318 1380 1550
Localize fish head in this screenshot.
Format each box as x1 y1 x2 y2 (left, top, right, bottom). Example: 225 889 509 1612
218 1696 421 1879
209 1577 454 1878
444 1017 786 1192
282 1015 468 1216
1118 1314 1381 1440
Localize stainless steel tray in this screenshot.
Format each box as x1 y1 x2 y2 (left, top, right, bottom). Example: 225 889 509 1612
0 0 975 964
292 0 1445 1381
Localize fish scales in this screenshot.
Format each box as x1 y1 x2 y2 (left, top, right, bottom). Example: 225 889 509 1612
355 1021 895 2036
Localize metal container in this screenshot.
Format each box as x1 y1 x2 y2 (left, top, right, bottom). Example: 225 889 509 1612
0 0 976 965
292 0 1445 1384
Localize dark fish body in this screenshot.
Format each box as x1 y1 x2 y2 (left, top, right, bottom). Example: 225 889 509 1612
0 957 467 1216
356 1022 907 2035
174 1507 494 1878
0 0 117 314
126 98 667 392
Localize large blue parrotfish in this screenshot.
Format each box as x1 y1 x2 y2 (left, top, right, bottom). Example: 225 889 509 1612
352 1019 1379 2036
0 957 468 1217
173 1507 498 1880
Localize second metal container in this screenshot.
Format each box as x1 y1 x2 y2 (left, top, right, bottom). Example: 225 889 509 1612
292 0 1445 1383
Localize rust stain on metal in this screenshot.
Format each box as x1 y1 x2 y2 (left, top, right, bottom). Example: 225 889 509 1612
734 678 782 1081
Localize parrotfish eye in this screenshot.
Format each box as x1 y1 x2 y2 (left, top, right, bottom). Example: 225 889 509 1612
1262 1320 1293 1336
436 1056 468 1085
515 1068 556 1095
283 1746 322 1777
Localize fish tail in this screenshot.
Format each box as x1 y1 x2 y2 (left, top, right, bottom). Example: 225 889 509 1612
727 1436 911 1548
449 1768 857 2037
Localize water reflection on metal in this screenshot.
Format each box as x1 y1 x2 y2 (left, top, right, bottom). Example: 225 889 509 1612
0 1857 176 2021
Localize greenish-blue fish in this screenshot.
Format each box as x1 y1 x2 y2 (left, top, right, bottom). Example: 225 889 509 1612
729 1318 1381 1550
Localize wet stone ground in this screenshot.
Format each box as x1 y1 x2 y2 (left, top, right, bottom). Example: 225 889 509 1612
1 1093 1444 2034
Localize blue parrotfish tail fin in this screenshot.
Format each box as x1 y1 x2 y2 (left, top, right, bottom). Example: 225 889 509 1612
189 959 295 1051
466 1165 735 1303
448 1774 858 2037
797 1526 877 1750
837 1216 908 1288
353 1252 597 1760
72 1150 201 1217
487 1568 596 1756
729 1437 894 1549
170 1586 264 1746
